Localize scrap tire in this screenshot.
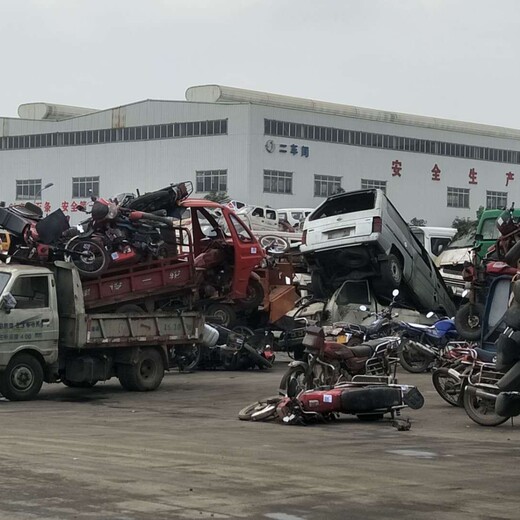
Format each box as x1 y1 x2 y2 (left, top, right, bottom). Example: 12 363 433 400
432 368 462 407
505 241 520 268
173 345 201 371
206 303 237 328
399 341 432 373
0 353 44 401
463 387 509 427
455 303 484 341
238 279 265 310
380 253 403 289
118 348 164 392
238 396 282 421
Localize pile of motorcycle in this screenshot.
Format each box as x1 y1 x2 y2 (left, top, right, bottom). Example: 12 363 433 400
0 182 191 279
489 279 520 420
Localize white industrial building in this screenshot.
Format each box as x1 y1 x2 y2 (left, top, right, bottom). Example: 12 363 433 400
1 84 520 226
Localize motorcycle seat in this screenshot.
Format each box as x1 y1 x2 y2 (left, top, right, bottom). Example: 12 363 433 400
323 341 373 359
474 347 496 363
10 205 42 219
348 344 374 357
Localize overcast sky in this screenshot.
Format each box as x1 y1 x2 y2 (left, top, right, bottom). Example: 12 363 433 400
1 0 519 129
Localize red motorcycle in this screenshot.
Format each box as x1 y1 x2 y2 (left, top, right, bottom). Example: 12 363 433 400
239 378 424 425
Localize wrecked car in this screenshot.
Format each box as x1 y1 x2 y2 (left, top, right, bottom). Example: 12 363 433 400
300 188 456 316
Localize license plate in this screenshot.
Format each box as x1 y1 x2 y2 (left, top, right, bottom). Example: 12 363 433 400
328 228 353 240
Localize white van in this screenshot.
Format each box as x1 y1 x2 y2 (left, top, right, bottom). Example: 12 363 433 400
277 208 314 229
410 226 456 260
300 189 456 316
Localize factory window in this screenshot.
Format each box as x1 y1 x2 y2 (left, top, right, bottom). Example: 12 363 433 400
314 175 342 197
263 170 293 194
447 187 470 208
16 179 42 200
264 118 520 165
361 179 387 194
195 170 227 193
72 176 100 198
486 190 507 210
0 119 228 152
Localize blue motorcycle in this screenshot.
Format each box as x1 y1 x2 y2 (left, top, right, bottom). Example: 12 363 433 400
397 316 461 373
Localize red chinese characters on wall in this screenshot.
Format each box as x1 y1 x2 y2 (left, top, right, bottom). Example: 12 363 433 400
468 168 478 185
391 160 402 177
431 164 441 181
506 171 515 187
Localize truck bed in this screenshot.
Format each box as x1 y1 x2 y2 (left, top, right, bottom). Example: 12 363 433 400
60 310 204 349
82 253 195 310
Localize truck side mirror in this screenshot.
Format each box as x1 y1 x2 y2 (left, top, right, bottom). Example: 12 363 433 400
0 292 17 313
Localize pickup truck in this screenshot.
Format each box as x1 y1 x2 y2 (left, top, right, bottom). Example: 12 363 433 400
0 261 206 401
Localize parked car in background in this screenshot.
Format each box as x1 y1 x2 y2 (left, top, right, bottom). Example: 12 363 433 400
277 208 313 229
411 226 456 261
436 230 476 297
300 188 456 316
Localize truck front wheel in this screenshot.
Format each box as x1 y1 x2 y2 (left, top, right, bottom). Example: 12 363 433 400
118 348 164 392
0 353 44 401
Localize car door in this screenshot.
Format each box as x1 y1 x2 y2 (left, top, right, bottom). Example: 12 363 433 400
1 274 59 361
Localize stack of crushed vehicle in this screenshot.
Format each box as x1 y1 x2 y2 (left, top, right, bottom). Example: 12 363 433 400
4 182 520 430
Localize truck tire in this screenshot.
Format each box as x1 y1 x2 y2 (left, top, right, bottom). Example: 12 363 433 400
455 302 484 341
0 353 44 401
118 348 164 392
206 303 237 328
380 253 403 288
237 279 265 310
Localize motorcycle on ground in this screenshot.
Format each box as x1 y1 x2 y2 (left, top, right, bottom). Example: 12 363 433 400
239 376 424 425
193 325 275 371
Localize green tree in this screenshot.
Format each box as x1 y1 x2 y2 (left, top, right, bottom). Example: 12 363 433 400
451 205 484 239
410 217 427 226
203 191 230 204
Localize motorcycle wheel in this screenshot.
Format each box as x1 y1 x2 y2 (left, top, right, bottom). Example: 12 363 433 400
238 396 282 421
66 239 110 279
172 345 201 371
432 368 462 407
279 365 308 396
399 341 432 373
463 387 509 427
455 303 484 341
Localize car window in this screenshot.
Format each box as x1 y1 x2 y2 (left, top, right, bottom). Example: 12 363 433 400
480 218 500 240
291 211 303 221
10 276 49 309
229 214 253 242
278 212 287 221
310 191 376 220
336 281 371 305
251 207 264 218
266 210 277 220
431 237 451 256
0 272 11 294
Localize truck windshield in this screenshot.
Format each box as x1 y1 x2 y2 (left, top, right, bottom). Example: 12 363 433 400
447 232 475 249
0 272 10 294
480 218 500 240
309 191 376 221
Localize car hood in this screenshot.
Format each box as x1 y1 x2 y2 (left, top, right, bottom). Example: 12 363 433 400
436 247 471 267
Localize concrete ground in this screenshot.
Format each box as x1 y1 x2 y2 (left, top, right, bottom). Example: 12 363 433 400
0 355 519 520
